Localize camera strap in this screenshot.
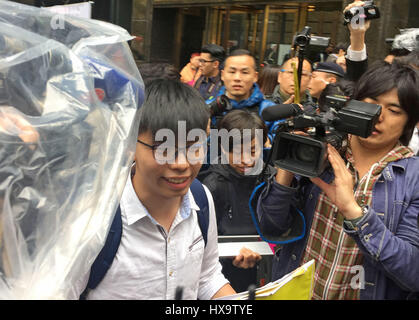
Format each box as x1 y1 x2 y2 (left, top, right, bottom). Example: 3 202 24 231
248 177 307 245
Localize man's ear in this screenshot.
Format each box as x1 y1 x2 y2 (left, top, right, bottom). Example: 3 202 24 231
329 76 338 84
254 71 258 83
221 68 225 82
214 60 220 70
277 71 281 84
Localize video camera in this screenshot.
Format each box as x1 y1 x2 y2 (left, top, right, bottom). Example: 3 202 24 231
291 26 330 64
207 94 232 116
343 0 380 26
262 96 381 177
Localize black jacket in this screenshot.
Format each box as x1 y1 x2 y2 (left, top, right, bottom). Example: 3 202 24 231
200 162 276 235
200 162 276 292
345 57 368 83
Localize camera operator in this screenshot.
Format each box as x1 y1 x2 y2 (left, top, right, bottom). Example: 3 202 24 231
259 57 315 144
256 61 419 300
267 57 313 106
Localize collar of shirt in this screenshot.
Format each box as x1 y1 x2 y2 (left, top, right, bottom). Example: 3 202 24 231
121 175 200 226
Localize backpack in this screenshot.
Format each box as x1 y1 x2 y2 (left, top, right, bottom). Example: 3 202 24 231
79 179 209 299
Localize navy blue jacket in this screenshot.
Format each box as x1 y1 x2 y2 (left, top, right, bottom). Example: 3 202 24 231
257 157 419 300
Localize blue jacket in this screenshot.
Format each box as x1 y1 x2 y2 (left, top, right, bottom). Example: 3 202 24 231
207 83 265 111
257 156 419 300
206 84 269 127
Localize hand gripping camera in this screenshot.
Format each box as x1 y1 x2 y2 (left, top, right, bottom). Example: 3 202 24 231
343 1 380 26
262 96 382 177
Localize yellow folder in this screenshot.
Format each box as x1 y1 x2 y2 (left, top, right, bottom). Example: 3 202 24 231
216 259 315 300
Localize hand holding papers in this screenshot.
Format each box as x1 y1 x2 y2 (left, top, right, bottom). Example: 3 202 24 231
216 259 315 300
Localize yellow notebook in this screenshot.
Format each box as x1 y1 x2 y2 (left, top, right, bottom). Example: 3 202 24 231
217 259 315 300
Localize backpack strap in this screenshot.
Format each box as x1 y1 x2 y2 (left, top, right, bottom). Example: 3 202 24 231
79 206 123 299
190 179 209 247
80 179 210 299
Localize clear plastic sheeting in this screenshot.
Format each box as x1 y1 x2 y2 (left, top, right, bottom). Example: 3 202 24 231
0 1 144 299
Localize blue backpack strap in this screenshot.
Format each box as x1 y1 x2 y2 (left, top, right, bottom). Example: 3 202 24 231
190 179 209 247
79 205 123 300
80 180 209 299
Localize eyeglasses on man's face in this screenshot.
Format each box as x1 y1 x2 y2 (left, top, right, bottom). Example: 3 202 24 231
137 139 207 164
280 69 312 78
198 59 215 64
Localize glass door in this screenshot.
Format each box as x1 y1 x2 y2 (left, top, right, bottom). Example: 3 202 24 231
214 5 299 66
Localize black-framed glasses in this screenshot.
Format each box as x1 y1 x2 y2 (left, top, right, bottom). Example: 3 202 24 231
198 59 215 64
137 139 207 164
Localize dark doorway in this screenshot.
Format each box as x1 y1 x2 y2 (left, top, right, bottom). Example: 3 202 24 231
179 9 205 69
150 8 177 63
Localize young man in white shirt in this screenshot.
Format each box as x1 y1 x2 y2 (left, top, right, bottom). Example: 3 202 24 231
73 79 235 299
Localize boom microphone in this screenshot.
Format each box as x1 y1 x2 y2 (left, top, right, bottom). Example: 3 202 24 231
261 103 303 122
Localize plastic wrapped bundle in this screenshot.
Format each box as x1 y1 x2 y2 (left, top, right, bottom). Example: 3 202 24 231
392 28 419 52
0 1 144 299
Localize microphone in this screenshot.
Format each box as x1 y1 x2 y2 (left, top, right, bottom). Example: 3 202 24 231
175 286 183 300
261 103 303 122
247 284 257 300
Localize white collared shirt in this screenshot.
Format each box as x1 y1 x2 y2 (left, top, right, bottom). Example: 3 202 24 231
346 45 367 61
71 175 228 300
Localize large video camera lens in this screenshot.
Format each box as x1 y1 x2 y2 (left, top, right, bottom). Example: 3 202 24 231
293 143 318 163
271 132 328 178
294 26 311 47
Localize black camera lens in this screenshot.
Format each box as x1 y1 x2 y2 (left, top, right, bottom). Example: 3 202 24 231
293 144 318 163
271 132 328 178
208 94 231 116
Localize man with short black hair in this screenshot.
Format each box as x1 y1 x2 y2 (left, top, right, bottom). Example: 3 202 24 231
73 79 235 300
207 49 271 127
194 44 226 100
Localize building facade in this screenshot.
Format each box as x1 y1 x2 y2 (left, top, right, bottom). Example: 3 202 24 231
10 0 419 69
130 0 418 69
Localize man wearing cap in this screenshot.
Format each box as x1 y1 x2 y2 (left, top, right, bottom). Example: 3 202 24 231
308 62 345 100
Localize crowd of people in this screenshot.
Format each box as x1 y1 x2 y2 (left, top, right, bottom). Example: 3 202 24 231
3 1 417 300
70 0 419 300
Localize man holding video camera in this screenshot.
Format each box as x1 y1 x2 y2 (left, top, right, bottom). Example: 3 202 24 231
256 59 419 299
259 57 315 145
268 57 313 106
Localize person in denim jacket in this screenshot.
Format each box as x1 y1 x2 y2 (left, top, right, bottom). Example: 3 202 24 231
256 61 419 300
